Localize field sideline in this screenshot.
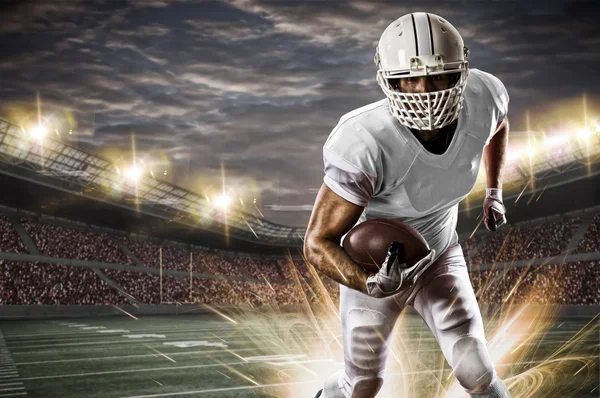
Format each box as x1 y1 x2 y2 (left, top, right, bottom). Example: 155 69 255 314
0 312 598 397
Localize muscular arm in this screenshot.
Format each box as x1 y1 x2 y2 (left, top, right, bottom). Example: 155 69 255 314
304 183 370 294
483 117 509 189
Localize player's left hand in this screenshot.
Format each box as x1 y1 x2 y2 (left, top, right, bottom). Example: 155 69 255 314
483 188 506 232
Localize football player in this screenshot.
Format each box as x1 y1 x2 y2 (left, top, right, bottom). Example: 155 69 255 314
304 12 510 398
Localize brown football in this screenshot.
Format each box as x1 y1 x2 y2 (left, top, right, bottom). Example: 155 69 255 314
342 218 430 274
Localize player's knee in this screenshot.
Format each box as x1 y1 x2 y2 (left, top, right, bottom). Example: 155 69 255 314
351 376 383 398
451 336 495 393
348 324 387 372
346 309 390 373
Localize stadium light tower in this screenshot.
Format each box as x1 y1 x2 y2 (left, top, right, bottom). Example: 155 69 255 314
578 126 593 142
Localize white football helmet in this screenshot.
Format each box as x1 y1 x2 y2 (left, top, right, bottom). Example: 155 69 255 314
375 12 469 130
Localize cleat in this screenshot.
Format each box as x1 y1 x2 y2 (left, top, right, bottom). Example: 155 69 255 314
314 389 323 397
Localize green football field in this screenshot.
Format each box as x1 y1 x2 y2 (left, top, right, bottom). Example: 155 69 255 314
0 309 597 398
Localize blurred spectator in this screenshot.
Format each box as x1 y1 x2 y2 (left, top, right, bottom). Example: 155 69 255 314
0 260 127 305
574 214 600 254
1 215 597 307
22 220 135 265
0 216 27 254
469 260 599 305
462 218 582 265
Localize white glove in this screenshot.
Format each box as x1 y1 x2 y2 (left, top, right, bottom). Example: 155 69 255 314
366 241 436 298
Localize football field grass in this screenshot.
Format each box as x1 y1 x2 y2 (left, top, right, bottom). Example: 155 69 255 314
0 310 597 397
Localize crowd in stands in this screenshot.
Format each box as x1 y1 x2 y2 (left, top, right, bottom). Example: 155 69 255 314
0 216 27 254
0 215 598 306
227 255 283 280
22 219 135 266
192 252 246 277
574 214 600 254
469 261 599 305
123 237 283 280
103 269 162 304
462 218 582 265
0 260 127 305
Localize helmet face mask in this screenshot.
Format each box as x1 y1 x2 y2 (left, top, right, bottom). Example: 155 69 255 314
375 13 470 131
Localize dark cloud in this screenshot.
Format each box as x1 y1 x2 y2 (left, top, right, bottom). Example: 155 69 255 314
0 0 598 227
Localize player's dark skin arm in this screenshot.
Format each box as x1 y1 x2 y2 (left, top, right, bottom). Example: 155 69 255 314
304 184 370 294
483 117 509 189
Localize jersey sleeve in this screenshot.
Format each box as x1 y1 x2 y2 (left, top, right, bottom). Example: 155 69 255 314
477 70 509 123
322 120 379 207
473 69 510 144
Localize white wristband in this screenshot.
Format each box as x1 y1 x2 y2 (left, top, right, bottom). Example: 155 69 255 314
486 188 502 202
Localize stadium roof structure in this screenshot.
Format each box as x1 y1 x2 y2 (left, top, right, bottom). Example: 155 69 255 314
0 118 305 248
1 117 599 247
470 126 600 197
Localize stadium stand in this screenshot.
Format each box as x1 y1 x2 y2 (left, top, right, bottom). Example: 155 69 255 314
470 261 599 305
22 219 135 265
462 218 582 265
573 213 600 254
0 211 599 306
0 261 128 305
0 216 27 254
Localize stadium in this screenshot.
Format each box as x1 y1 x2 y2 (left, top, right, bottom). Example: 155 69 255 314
1 2 599 397
0 106 598 398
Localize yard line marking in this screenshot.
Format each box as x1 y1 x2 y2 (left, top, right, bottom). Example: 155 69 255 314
8 336 578 358
16 355 599 382
2 324 251 339
6 330 405 350
0 392 27 397
4 326 580 346
0 385 22 388
17 362 251 380
11 344 255 357
13 348 255 365
11 328 577 344
0 387 25 392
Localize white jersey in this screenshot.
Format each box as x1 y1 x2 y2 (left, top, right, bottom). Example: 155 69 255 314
323 68 509 261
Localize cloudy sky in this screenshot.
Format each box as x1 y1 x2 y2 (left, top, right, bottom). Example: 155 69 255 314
0 0 599 226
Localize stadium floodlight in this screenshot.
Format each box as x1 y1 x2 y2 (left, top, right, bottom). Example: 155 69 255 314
124 166 142 181
214 194 232 210
578 127 593 142
29 125 47 140
507 149 522 162
543 134 570 148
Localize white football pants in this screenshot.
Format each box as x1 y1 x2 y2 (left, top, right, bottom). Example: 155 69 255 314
322 242 506 398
